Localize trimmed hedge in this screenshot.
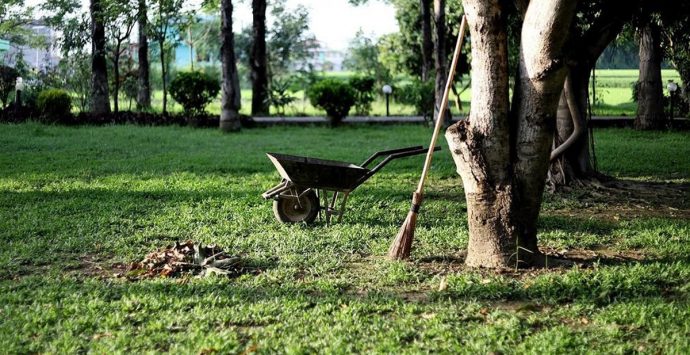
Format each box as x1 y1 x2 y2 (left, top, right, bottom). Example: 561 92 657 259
307 78 356 126
37 89 72 122
169 71 220 115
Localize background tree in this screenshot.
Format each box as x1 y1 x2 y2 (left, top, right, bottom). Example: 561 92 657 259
219 0 241 132
664 5 690 111
105 0 137 113
137 0 151 110
549 1 635 186
267 0 316 77
634 11 665 130
251 0 269 116
420 0 433 81
90 0 111 114
432 0 447 124
0 0 34 46
149 0 185 115
343 30 390 85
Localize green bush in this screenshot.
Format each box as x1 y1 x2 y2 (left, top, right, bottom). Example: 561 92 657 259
349 76 376 116
307 78 356 125
36 89 72 121
0 65 19 109
169 71 220 115
396 79 435 118
268 77 296 115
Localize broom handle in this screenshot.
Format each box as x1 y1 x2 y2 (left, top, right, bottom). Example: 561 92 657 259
416 15 468 194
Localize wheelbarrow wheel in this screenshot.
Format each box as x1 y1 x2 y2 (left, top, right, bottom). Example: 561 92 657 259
273 190 320 224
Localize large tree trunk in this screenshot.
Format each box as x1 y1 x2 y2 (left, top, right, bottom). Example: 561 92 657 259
90 0 110 115
635 21 665 130
137 0 151 110
420 0 433 81
220 0 241 132
433 0 449 125
445 0 575 268
250 0 269 116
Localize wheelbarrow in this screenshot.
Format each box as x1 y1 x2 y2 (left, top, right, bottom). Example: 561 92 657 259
262 146 440 224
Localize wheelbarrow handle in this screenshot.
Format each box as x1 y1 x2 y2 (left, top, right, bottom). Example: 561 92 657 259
360 146 424 168
366 146 441 177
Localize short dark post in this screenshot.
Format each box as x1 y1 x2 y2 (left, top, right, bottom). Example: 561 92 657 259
382 85 392 117
15 77 24 110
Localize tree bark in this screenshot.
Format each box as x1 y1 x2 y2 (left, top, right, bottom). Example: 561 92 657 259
551 69 593 184
113 47 120 113
446 0 576 268
137 0 151 110
420 0 433 82
159 37 168 115
635 21 666 130
433 0 448 125
549 3 631 185
220 0 241 132
251 0 269 116
90 0 111 114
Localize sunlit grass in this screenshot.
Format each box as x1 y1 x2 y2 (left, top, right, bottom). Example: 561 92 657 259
1 124 688 352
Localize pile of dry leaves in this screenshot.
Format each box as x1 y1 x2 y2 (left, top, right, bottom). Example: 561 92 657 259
125 241 242 279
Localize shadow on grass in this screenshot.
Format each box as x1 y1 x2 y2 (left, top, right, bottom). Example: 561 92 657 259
38 251 689 308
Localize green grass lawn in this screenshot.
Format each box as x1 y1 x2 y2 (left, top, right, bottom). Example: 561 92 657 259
127 69 682 118
1 123 689 353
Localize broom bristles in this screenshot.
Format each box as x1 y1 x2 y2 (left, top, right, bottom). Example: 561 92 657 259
388 210 417 260
388 192 423 260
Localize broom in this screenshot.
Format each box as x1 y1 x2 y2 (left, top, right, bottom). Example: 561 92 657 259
388 15 468 260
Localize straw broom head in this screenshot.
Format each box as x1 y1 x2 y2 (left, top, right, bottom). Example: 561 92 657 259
388 192 423 260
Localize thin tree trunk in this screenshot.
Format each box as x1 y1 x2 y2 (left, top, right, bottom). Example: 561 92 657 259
159 38 167 115
635 21 666 130
113 43 121 114
420 0 433 82
137 0 151 110
251 0 269 116
90 0 111 114
446 0 576 268
220 0 241 132
433 0 448 125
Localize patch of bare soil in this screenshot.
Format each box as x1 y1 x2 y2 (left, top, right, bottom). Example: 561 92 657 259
549 179 690 221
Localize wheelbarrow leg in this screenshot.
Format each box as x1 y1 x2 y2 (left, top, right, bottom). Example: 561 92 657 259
327 191 339 226
337 192 350 223
319 189 329 223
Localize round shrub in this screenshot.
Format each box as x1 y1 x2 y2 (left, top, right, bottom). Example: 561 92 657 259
36 89 72 121
170 71 220 115
307 78 356 125
397 79 435 119
349 76 376 116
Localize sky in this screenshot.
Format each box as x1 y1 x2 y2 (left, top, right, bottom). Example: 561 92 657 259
235 0 398 50
27 0 399 51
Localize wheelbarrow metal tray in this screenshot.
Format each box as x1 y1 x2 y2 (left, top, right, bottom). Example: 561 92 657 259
266 153 369 191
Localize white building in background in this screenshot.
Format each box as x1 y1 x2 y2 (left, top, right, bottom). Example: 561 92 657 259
313 47 346 72
297 40 346 72
0 21 61 70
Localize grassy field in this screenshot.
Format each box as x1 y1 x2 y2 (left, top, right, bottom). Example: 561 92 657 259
125 69 682 118
1 123 689 353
